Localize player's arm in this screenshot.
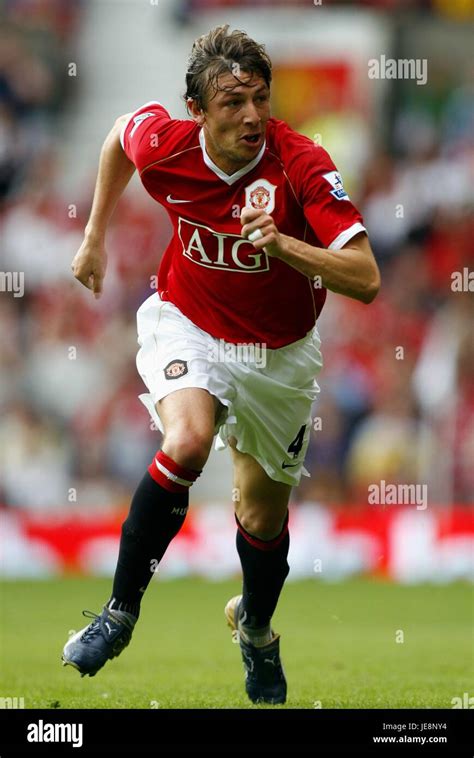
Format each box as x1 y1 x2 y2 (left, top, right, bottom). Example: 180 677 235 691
241 208 380 304
72 114 135 298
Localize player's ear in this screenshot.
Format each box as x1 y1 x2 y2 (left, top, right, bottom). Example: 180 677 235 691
187 98 205 125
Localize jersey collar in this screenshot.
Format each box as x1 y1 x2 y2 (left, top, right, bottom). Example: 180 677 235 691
199 129 266 186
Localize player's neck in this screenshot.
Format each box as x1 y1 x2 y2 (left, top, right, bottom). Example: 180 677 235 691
205 146 250 176
201 129 253 176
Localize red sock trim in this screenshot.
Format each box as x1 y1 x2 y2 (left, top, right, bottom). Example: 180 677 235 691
235 512 289 551
157 451 201 482
148 450 201 494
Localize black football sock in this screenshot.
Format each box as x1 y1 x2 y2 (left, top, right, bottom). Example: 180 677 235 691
235 512 290 636
108 454 201 619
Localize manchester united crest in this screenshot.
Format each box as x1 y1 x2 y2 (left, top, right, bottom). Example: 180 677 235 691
164 359 188 380
245 178 276 215
250 185 270 210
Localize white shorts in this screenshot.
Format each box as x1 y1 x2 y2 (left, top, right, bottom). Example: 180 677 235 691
136 293 323 486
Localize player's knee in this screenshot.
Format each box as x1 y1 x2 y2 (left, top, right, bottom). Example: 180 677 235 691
236 508 286 541
162 427 213 471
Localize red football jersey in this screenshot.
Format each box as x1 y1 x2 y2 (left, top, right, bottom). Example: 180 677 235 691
121 101 366 348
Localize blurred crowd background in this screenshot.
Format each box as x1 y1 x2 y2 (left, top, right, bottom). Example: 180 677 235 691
0 0 473 513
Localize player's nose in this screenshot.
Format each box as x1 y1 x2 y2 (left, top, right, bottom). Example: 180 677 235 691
242 102 261 125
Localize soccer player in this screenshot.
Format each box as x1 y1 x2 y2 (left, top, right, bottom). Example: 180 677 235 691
62 25 380 705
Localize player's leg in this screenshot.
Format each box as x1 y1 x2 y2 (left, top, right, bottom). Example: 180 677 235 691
62 388 219 677
108 387 219 614
225 440 290 704
220 325 322 702
230 441 291 635
231 441 290 536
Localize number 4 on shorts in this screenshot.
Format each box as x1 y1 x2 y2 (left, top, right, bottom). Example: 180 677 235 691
288 424 306 459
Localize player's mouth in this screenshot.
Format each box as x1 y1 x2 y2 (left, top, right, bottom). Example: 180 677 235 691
241 133 262 147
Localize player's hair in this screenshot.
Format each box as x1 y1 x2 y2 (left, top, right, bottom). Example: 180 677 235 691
184 25 272 111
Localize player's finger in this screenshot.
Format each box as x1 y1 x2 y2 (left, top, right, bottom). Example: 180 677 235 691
240 206 265 225
93 276 103 299
74 267 96 291
249 231 277 252
248 228 264 243
74 270 93 289
241 216 273 239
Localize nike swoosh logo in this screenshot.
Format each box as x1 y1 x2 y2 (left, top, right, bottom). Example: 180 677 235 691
166 194 193 204
282 461 299 469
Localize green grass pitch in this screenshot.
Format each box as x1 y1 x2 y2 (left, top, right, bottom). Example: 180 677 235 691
0 577 471 709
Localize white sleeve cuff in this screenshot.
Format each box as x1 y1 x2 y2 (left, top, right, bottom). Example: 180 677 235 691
328 222 366 250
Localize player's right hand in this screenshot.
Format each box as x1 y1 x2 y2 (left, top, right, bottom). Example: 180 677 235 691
71 237 108 299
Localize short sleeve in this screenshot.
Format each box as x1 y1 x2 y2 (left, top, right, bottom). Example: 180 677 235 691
301 146 366 249
120 101 171 172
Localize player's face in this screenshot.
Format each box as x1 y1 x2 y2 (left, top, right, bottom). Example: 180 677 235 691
197 71 271 174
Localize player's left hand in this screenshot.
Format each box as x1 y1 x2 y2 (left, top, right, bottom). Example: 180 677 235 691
241 207 284 258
